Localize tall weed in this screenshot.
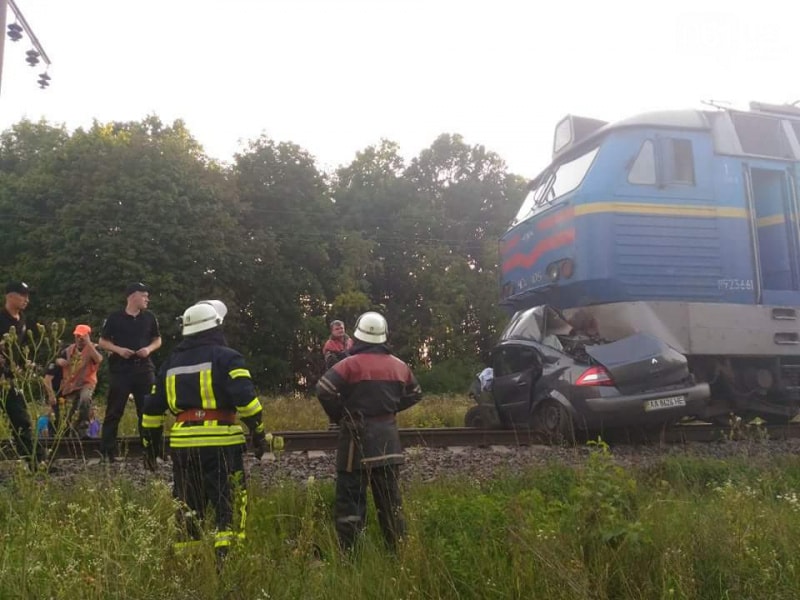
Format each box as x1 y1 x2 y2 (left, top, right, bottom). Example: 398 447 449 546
2 445 800 598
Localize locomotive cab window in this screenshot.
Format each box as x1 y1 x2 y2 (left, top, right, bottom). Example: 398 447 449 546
627 138 694 186
627 140 656 185
791 121 800 150
511 147 599 226
660 138 695 185
731 112 793 159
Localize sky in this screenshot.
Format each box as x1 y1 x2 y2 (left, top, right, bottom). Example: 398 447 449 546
1 0 798 180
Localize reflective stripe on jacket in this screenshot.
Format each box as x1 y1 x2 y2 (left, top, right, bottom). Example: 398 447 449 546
142 332 262 448
316 343 422 470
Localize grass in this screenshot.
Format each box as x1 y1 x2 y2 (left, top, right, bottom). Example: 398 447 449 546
261 392 472 431
2 442 800 598
0 392 474 440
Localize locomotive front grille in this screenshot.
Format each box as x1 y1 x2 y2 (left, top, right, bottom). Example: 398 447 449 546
780 362 800 398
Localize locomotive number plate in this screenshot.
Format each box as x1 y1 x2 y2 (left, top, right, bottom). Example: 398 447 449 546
644 395 687 412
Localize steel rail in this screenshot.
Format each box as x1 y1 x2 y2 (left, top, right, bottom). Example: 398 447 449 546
1 428 543 460
2 422 800 461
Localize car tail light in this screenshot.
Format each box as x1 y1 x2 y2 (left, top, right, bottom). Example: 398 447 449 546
576 366 614 386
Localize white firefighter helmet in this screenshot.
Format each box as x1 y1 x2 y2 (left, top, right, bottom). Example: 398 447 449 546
181 301 225 336
353 311 388 344
197 299 228 320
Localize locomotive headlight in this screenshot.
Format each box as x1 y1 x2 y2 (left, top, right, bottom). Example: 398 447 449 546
559 258 575 279
547 262 561 281
546 259 575 282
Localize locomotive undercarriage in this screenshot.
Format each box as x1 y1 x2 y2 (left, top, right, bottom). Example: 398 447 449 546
689 356 800 423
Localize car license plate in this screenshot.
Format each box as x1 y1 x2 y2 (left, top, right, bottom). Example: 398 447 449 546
644 395 687 412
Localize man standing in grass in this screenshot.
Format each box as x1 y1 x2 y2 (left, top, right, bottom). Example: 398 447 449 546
0 281 47 469
142 299 268 566
316 311 422 553
98 282 161 462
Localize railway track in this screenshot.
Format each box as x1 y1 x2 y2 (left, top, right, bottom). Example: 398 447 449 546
3 421 800 460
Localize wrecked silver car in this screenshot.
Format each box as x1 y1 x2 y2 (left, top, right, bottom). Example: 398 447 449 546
466 305 711 440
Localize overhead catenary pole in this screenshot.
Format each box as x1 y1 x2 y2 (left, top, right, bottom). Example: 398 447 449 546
0 0 8 96
8 0 50 65
0 0 51 97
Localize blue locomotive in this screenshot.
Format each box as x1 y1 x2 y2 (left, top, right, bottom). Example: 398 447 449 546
497 101 800 426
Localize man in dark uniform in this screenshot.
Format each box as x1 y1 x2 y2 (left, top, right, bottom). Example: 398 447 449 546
0 280 46 468
315 311 422 552
98 282 162 462
142 300 268 565
42 356 64 433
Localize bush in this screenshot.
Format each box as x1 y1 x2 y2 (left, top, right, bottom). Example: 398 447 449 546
415 358 483 394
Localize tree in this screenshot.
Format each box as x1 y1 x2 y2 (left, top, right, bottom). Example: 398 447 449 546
2 116 244 365
0 115 530 393
332 134 525 367
232 136 337 389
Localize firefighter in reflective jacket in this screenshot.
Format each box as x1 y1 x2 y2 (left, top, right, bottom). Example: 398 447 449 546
315 311 422 552
142 300 268 563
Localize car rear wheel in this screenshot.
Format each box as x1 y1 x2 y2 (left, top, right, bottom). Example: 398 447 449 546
532 399 575 444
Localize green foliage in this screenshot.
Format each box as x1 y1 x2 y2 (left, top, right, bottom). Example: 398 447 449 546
415 357 484 394
565 439 647 598
328 290 372 329
3 454 800 598
0 472 178 599
570 438 642 546
0 116 523 392
644 455 762 492
397 393 472 428
0 319 65 463
258 392 471 431
411 483 514 597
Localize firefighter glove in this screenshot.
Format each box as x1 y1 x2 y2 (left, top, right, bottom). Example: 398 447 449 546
252 433 268 460
142 428 162 472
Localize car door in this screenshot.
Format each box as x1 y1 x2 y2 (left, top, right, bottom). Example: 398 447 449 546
492 343 542 424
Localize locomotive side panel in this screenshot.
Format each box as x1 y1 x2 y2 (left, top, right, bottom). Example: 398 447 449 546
560 301 800 358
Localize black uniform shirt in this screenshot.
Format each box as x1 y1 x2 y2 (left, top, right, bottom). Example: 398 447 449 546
45 360 63 394
101 310 161 373
0 308 27 377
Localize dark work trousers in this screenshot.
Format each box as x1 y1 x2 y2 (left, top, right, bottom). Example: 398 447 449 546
101 370 155 460
63 386 94 438
171 444 248 555
335 464 405 552
52 397 65 432
2 385 45 466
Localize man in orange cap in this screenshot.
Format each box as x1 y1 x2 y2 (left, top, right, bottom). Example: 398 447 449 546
54 323 103 438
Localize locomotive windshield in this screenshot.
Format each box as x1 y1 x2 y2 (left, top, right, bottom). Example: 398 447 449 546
511 146 600 226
